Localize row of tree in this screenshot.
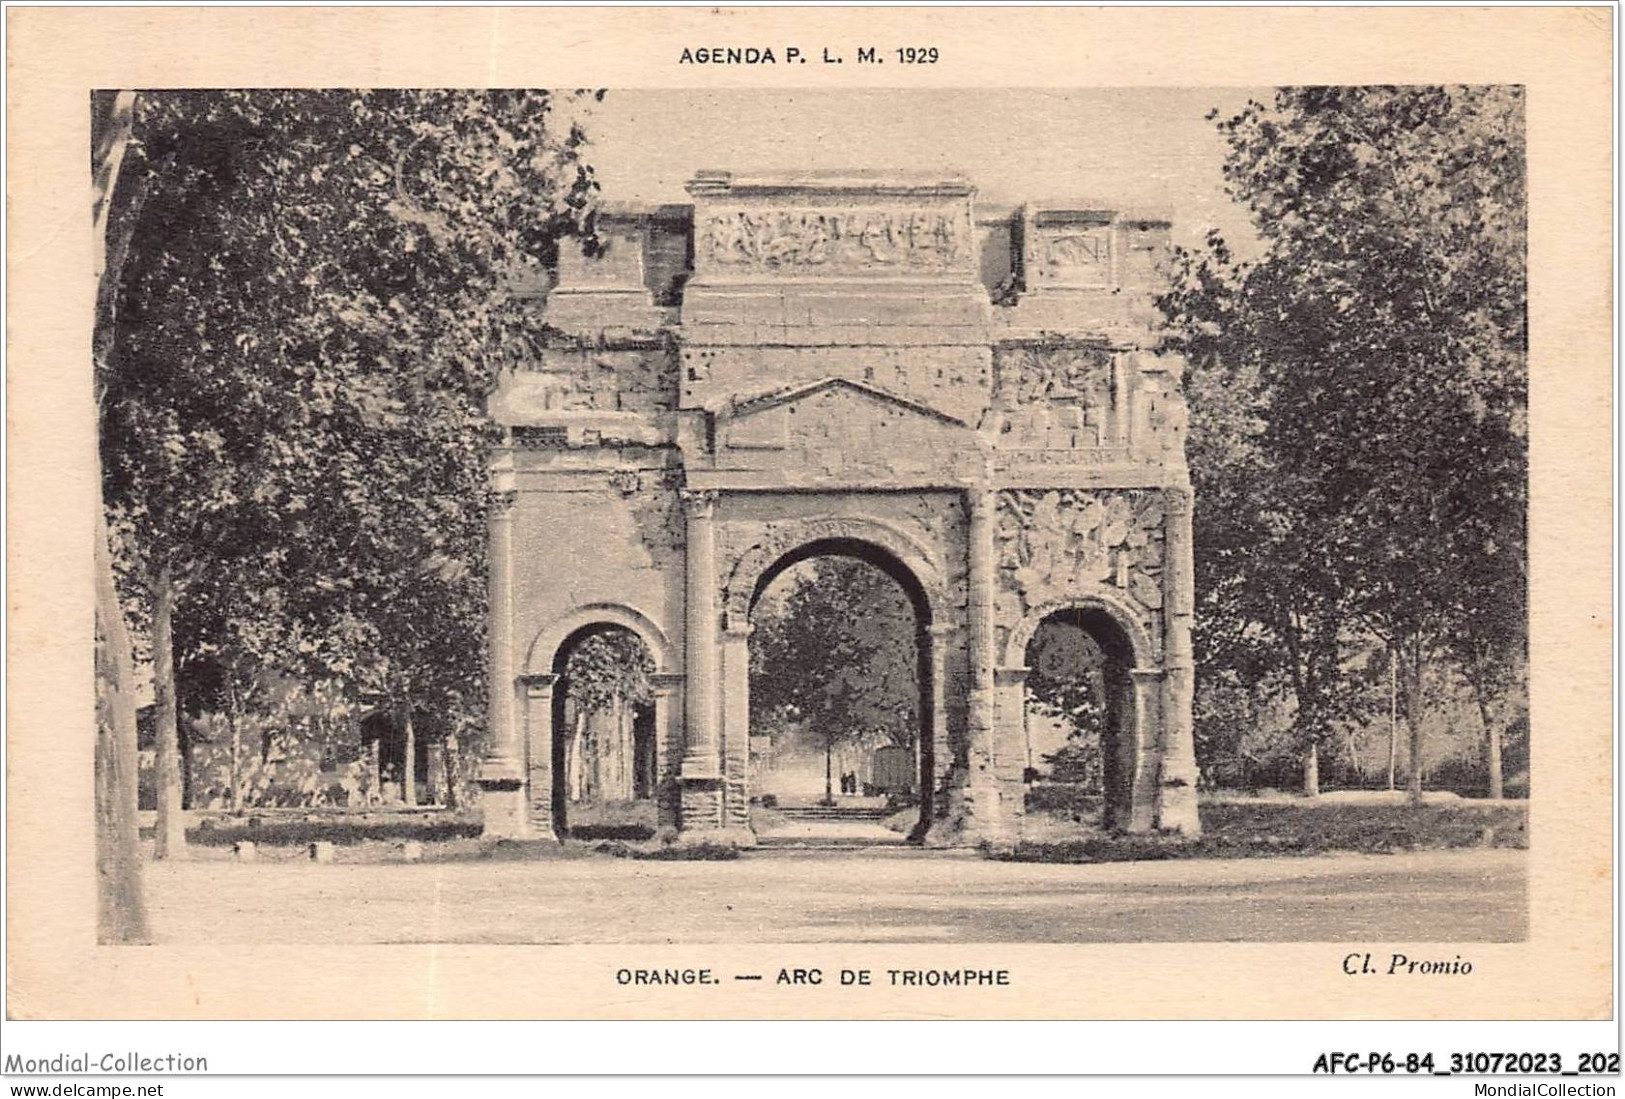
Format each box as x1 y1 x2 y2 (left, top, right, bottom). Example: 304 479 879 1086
1158 86 1528 798
93 90 603 940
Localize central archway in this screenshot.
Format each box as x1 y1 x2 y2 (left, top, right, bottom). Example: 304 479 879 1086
739 536 937 841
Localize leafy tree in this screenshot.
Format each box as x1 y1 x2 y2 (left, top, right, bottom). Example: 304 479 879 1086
1162 87 1526 801
559 629 655 804
101 91 601 824
1162 234 1362 795
751 556 920 802
563 630 655 715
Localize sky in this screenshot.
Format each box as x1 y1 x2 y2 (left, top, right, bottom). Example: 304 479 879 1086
568 87 1268 253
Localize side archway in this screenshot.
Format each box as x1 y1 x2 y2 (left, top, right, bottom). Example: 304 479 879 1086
1004 592 1158 672
1006 593 1162 832
523 603 677 677
519 604 680 839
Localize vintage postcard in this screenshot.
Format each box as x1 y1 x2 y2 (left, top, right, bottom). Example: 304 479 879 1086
3 4 1613 1055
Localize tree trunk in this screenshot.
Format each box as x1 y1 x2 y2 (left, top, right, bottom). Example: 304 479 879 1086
1386 653 1398 791
227 680 244 814
1405 640 1427 806
401 706 417 807
443 733 461 811
92 89 150 942
1302 740 1320 798
824 731 834 805
150 564 186 859
95 504 150 943
1470 673 1505 800
179 716 194 810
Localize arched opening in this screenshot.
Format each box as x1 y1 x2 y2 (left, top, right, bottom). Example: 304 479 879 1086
549 624 659 838
1022 605 1139 830
745 537 934 843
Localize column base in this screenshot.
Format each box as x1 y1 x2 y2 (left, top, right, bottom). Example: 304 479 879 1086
679 774 726 832
1156 781 1201 837
478 765 533 840
1126 752 1159 833
925 780 1015 848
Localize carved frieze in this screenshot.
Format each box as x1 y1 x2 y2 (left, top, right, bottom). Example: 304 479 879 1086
1028 213 1115 289
997 345 1111 406
1042 227 1112 273
701 207 971 272
996 489 1166 614
1139 370 1190 461
990 345 1118 450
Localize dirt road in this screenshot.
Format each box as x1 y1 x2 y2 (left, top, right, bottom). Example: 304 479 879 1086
144 847 1526 944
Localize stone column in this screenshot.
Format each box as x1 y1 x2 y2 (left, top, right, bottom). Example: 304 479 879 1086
649 673 685 832
679 488 724 832
1127 668 1164 833
993 666 1031 837
918 622 954 836
719 614 755 840
520 674 561 840
402 709 417 807
1158 485 1201 836
478 464 529 839
963 484 1008 843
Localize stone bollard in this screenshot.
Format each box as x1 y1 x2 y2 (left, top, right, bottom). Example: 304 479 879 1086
309 841 335 864
401 841 424 863
232 841 257 862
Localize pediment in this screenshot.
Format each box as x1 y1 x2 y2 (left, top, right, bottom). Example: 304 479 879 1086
708 377 978 485
714 377 969 428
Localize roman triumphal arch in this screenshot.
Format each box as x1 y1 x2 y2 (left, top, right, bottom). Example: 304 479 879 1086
478 170 1200 845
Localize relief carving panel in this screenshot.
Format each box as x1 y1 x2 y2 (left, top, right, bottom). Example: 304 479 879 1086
990 345 1118 450
996 490 1166 618
701 207 971 273
1031 220 1114 288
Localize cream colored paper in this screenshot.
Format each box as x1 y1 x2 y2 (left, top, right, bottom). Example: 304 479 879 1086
5 6 1611 1021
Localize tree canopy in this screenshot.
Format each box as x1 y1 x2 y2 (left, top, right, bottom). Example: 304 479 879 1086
102 90 602 747
750 556 921 753
1159 86 1527 795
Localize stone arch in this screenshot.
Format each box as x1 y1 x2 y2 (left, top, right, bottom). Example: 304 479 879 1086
526 604 674 839
1006 592 1161 832
723 515 947 626
1004 591 1159 671
524 603 677 676
725 518 945 838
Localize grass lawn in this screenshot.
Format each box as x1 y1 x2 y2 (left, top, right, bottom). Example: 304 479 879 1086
144 792 1528 866
147 805 715 862
996 796 1527 863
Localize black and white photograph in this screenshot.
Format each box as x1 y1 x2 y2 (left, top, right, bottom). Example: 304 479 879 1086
84 83 1532 947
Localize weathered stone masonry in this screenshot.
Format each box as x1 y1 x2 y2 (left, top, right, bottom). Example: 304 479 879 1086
479 170 1200 844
